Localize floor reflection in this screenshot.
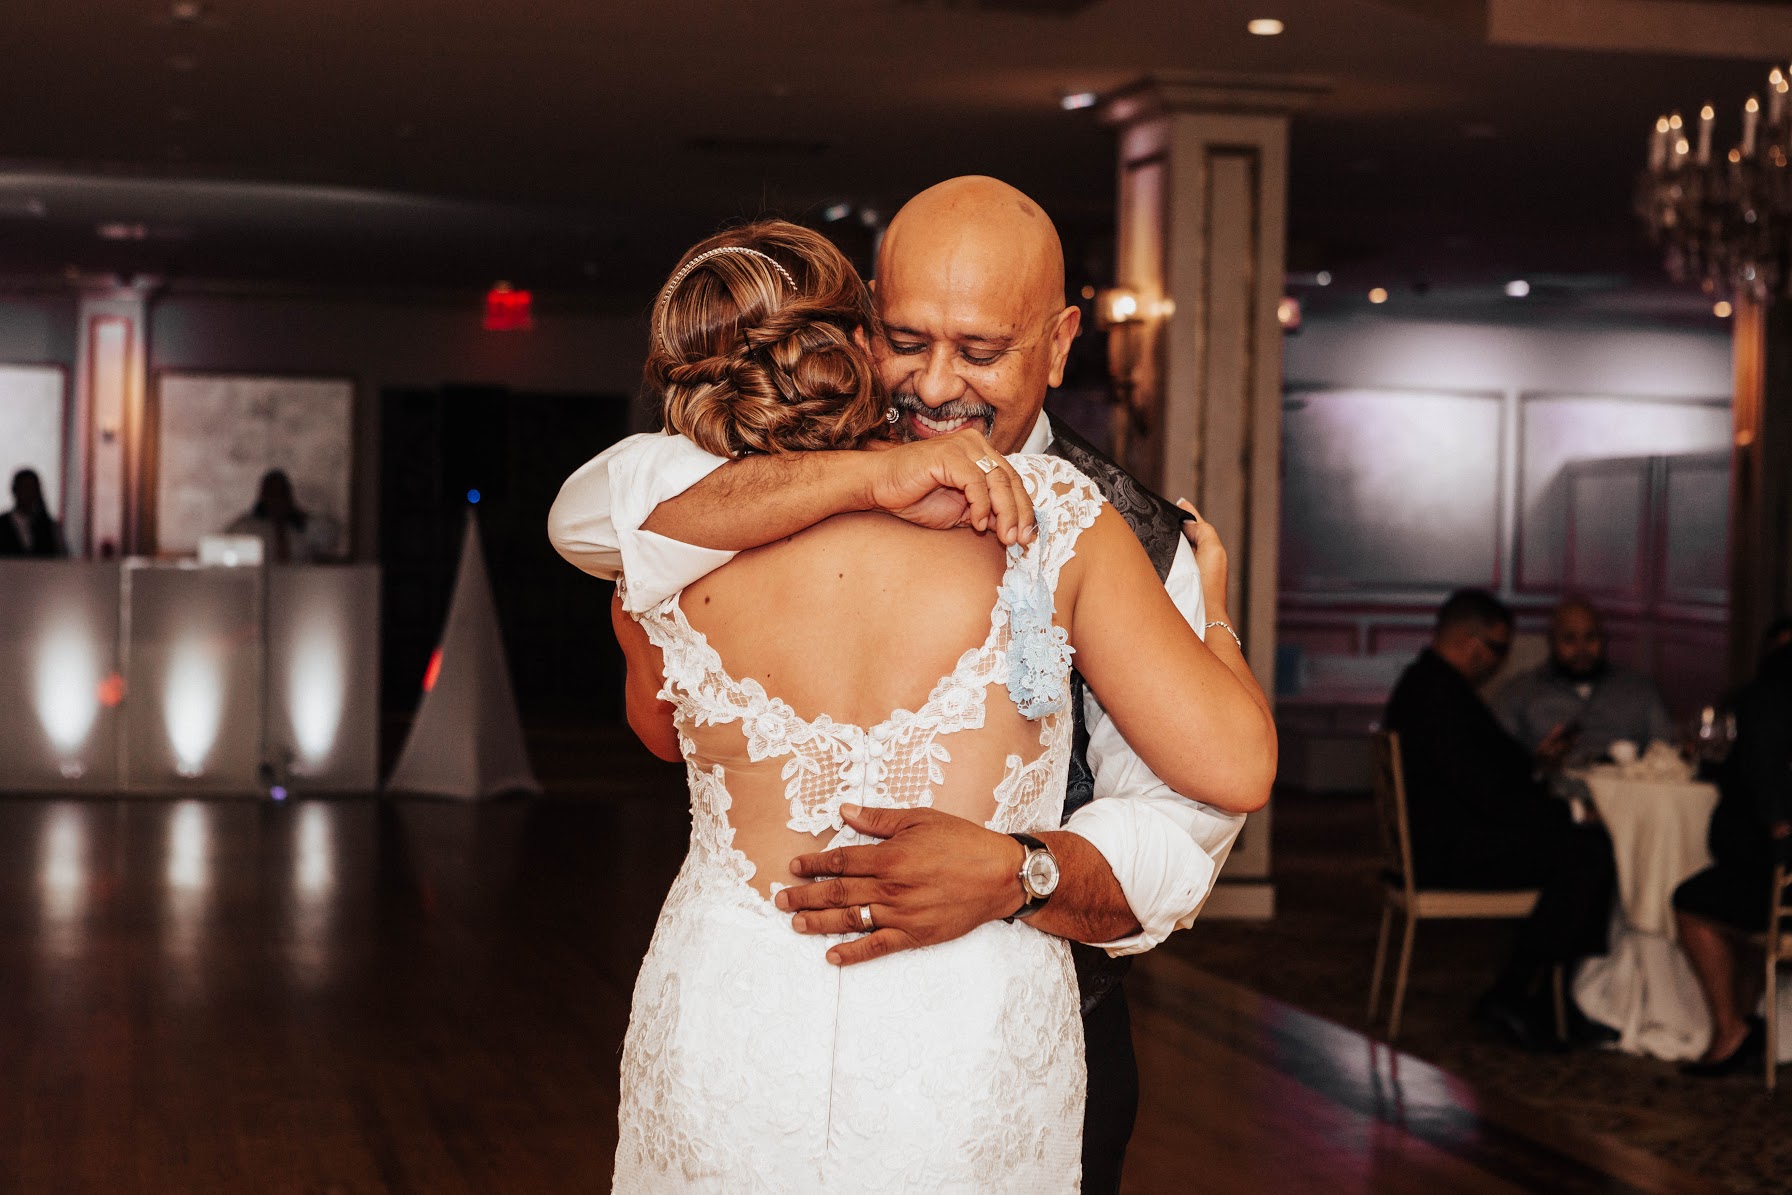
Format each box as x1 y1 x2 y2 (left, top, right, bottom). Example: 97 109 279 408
0 771 694 1190
287 801 336 987
162 801 211 989
37 805 86 957
0 776 1709 1192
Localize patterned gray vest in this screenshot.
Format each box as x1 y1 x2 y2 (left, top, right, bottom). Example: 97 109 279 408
1043 414 1189 1012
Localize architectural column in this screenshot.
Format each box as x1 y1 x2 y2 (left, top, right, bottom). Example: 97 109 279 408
69 279 155 558
1103 74 1323 917
1728 298 1792 683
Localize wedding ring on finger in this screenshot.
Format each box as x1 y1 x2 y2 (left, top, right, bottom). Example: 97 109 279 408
857 904 876 932
975 456 1000 474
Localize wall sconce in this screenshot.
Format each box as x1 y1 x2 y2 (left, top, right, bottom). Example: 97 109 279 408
1094 286 1172 469
1277 296 1302 333
1095 287 1141 330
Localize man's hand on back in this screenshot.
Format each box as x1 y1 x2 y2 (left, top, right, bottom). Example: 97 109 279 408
777 804 1142 965
777 805 1022 965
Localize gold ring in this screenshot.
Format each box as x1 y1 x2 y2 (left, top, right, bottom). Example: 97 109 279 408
857 904 876 932
975 456 999 474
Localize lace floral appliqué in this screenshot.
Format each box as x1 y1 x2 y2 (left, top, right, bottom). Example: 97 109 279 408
1001 504 1074 718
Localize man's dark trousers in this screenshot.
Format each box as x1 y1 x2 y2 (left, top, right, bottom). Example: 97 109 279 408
1080 983 1140 1194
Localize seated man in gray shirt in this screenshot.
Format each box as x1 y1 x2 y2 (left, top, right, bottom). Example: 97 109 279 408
1492 597 1674 768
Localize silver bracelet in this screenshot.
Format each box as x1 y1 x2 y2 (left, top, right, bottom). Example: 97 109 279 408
1204 620 1243 652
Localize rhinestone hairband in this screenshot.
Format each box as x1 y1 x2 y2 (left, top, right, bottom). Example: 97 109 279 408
655 245 798 349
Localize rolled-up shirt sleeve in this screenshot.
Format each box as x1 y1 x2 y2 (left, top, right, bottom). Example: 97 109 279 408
1064 535 1248 955
547 432 737 611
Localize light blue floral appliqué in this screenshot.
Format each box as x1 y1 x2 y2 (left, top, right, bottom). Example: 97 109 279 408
1001 503 1074 718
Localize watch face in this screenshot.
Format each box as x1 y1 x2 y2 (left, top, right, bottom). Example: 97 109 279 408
1022 849 1060 899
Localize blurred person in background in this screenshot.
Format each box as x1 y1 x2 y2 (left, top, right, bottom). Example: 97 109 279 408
1673 617 1792 1077
224 469 338 563
1493 597 1673 769
0 468 67 557
1385 588 1618 1051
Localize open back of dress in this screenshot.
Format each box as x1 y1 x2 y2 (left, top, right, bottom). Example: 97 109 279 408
613 454 1102 1194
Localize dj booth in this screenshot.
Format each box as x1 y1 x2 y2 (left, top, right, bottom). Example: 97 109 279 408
0 559 380 794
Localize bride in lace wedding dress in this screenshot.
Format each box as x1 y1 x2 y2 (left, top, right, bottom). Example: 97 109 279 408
614 448 1096 1192
601 222 1272 1193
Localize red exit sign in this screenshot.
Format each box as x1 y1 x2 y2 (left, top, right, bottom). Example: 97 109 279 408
484 282 533 331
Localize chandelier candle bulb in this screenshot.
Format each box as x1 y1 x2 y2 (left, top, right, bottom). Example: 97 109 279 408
1641 79 1791 302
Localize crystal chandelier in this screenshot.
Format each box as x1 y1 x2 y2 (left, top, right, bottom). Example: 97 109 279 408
1637 65 1792 304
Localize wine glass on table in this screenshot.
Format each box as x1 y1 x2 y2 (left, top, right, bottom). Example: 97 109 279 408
1691 705 1736 775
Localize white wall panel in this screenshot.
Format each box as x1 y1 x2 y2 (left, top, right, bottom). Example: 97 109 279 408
0 561 120 791
0 364 67 518
122 562 264 792
154 373 353 558
1281 388 1503 591
266 564 380 791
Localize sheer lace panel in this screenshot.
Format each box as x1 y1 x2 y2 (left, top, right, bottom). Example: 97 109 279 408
630 454 1105 900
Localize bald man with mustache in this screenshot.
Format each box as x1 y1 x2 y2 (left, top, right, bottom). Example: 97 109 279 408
552 176 1257 1191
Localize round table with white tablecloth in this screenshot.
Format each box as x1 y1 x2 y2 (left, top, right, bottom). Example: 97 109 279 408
1571 764 1792 1062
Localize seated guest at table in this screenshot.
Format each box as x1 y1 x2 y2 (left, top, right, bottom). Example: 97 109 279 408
1385 588 1618 1050
224 469 337 563
1492 597 1674 768
0 468 67 557
1672 617 1792 1077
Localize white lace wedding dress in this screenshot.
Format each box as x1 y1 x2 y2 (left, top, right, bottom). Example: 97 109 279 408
613 456 1103 1193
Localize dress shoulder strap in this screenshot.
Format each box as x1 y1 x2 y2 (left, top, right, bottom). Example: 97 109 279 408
1006 453 1105 590
616 576 730 722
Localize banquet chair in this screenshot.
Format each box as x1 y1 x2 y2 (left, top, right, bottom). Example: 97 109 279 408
1366 731 1565 1042
1763 864 1791 1093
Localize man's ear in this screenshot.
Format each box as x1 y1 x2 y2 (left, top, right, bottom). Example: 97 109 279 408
1046 305 1082 389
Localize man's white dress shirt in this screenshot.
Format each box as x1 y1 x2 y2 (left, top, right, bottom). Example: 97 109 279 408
547 412 1246 955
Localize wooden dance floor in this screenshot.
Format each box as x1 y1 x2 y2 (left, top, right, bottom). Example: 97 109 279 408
0 787 1718 1193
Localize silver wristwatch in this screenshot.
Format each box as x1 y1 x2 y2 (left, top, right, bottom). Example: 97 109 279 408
1005 832 1060 922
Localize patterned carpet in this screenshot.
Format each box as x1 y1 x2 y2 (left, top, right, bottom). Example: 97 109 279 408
1163 790 1790 1195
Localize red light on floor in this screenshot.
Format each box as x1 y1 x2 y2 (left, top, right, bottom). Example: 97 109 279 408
97 672 127 708
422 647 443 692
484 282 533 331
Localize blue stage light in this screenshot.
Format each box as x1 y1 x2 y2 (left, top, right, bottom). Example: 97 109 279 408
467 489 481 504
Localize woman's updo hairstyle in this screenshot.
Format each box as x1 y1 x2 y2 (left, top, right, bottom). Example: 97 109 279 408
647 220 887 458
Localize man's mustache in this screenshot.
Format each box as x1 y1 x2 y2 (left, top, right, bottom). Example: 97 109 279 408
889 391 997 426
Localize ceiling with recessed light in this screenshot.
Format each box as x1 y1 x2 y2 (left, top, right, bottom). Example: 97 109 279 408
0 0 1782 316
